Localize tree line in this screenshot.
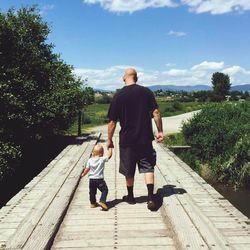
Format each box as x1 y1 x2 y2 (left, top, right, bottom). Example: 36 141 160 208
0 7 94 182
155 72 249 102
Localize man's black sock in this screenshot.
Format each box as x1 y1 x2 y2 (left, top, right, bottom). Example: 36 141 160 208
147 184 154 200
127 186 134 198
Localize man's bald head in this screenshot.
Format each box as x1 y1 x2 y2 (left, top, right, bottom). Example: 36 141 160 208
123 68 138 85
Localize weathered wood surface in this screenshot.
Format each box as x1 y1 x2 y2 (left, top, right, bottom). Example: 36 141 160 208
51 135 177 249
0 133 100 250
154 142 250 250
1 132 250 250
52 134 250 250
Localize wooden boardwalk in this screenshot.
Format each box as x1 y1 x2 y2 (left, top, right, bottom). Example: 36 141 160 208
0 133 250 249
0 134 100 250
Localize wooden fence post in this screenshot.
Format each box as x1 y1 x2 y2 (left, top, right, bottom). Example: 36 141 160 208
78 110 82 136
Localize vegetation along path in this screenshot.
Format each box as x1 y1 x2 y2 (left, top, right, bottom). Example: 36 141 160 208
89 110 200 135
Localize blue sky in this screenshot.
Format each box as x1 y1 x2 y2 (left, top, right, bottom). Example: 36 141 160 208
1 0 250 90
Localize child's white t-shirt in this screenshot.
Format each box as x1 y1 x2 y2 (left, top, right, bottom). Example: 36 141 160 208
86 156 109 179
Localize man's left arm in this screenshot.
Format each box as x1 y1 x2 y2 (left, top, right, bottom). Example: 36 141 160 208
152 109 164 143
148 90 164 143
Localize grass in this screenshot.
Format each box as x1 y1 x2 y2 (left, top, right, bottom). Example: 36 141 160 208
163 133 187 147
158 101 207 117
67 101 207 135
163 133 224 184
67 103 109 135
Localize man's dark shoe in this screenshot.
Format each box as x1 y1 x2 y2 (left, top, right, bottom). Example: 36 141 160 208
147 200 156 211
122 195 136 204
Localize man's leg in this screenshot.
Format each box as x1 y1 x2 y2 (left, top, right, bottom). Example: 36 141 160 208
123 176 136 204
144 172 154 201
138 144 157 210
126 176 134 198
119 146 136 204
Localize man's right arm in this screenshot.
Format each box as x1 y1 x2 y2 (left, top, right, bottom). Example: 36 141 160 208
152 109 164 143
107 92 119 149
107 120 116 148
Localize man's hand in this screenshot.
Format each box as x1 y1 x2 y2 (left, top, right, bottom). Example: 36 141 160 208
152 109 163 143
106 139 114 149
155 132 164 143
107 120 116 149
107 147 113 159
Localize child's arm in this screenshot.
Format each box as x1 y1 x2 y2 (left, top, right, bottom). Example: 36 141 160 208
81 167 90 178
107 147 113 159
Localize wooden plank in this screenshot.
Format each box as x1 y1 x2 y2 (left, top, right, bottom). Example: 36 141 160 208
22 133 101 249
4 139 93 249
5 146 73 207
155 166 209 249
52 237 174 248
154 142 250 248
51 135 176 250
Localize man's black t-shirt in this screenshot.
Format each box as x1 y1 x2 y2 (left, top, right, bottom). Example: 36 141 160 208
107 84 158 147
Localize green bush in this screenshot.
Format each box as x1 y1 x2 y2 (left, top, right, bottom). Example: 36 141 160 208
0 7 92 181
83 115 92 124
211 135 250 186
182 102 250 186
164 133 186 147
95 94 112 104
172 101 183 111
0 142 21 181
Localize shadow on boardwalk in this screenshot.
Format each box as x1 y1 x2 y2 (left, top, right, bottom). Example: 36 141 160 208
107 184 187 211
0 133 94 208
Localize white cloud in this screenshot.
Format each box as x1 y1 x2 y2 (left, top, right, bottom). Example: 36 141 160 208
181 0 250 14
191 61 224 71
84 0 177 13
168 30 187 37
39 4 55 15
83 0 250 14
222 65 250 75
166 63 176 67
165 69 188 76
74 61 250 90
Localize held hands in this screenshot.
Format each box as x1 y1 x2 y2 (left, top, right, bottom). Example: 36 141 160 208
155 131 164 143
106 139 114 149
108 147 113 159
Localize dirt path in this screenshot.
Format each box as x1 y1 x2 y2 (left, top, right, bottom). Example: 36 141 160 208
88 110 200 135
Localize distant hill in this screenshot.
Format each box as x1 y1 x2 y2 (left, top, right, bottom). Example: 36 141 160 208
231 84 250 92
148 85 212 92
94 88 110 93
148 84 250 92
94 84 250 92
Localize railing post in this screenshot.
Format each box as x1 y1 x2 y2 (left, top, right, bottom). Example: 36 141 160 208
78 110 82 136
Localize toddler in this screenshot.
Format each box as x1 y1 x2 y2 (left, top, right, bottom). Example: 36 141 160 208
81 144 112 211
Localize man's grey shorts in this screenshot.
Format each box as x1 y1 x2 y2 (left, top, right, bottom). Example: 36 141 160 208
119 143 156 178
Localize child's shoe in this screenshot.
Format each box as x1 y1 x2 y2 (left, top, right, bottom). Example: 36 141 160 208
99 201 108 211
90 202 99 208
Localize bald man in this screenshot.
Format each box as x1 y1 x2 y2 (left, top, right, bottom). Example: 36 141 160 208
107 68 163 210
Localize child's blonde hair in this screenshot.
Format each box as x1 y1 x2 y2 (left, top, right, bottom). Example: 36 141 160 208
92 144 104 157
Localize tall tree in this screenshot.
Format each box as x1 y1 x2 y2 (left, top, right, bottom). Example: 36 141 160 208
0 6 90 181
211 72 231 100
